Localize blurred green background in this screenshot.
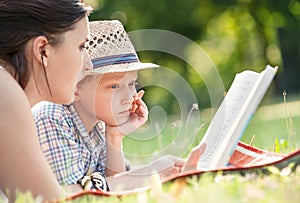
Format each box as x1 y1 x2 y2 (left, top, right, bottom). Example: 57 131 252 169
86 0 300 104
85 0 300 163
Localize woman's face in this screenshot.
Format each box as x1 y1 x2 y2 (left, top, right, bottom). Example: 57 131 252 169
46 16 90 104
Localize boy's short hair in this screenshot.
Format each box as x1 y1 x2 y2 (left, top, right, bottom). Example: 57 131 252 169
85 20 159 75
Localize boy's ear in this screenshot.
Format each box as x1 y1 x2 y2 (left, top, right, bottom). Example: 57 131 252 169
32 36 49 67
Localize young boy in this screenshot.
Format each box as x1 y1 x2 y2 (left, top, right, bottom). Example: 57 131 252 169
32 20 192 191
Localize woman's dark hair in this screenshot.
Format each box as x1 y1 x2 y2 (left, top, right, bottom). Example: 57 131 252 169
0 0 92 89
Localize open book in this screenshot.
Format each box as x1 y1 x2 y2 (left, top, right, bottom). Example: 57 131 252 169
197 65 278 170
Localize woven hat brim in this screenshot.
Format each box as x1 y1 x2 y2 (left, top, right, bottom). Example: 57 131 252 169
84 62 159 75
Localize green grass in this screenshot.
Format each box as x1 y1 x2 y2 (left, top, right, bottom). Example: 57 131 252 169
16 165 300 202
15 97 300 202
242 116 300 152
122 98 300 166
73 171 300 203
242 102 300 152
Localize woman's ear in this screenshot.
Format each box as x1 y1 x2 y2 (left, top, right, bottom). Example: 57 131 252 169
32 36 49 67
74 83 81 102
74 77 87 102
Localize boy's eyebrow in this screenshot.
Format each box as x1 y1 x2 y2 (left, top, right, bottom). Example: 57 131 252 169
98 75 124 85
101 72 138 82
102 74 124 81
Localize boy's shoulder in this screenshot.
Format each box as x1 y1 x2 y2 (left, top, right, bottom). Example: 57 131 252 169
31 101 71 121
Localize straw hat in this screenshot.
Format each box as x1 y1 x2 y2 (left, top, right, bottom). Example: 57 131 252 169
85 20 159 75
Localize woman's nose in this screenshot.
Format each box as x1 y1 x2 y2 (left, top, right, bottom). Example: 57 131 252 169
82 49 93 71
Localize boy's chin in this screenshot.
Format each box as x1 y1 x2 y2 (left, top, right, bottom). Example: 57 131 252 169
107 118 130 127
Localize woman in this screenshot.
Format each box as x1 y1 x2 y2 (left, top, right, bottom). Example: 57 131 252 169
0 0 91 201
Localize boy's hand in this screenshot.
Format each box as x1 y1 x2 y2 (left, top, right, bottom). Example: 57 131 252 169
153 144 206 180
149 156 185 180
130 90 148 128
106 90 149 137
182 143 206 172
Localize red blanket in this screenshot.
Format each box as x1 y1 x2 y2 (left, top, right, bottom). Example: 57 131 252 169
66 142 300 201
228 142 286 167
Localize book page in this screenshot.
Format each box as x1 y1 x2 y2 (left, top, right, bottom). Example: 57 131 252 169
197 71 259 169
197 65 277 170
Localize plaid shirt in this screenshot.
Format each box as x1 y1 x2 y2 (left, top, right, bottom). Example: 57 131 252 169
32 101 106 185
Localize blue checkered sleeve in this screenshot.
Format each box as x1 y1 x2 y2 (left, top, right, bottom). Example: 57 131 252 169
33 102 86 185
93 122 106 175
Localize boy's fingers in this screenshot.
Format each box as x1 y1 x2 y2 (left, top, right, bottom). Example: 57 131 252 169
183 143 206 172
174 159 185 167
131 103 138 113
135 90 145 99
132 90 146 113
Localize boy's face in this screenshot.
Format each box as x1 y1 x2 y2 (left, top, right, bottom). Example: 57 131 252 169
93 70 138 126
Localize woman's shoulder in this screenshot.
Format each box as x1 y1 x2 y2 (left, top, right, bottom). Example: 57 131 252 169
0 67 29 109
0 68 63 201
0 66 36 143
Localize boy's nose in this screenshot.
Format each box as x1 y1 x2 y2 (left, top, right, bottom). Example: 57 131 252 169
121 95 134 105
121 89 136 105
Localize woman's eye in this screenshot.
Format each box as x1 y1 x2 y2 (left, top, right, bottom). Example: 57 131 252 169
80 46 86 51
80 43 87 51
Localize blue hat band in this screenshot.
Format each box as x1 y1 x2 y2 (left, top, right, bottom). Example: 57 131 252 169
92 53 139 68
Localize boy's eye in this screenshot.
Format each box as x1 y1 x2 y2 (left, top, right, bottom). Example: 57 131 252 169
111 84 120 89
129 82 138 87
